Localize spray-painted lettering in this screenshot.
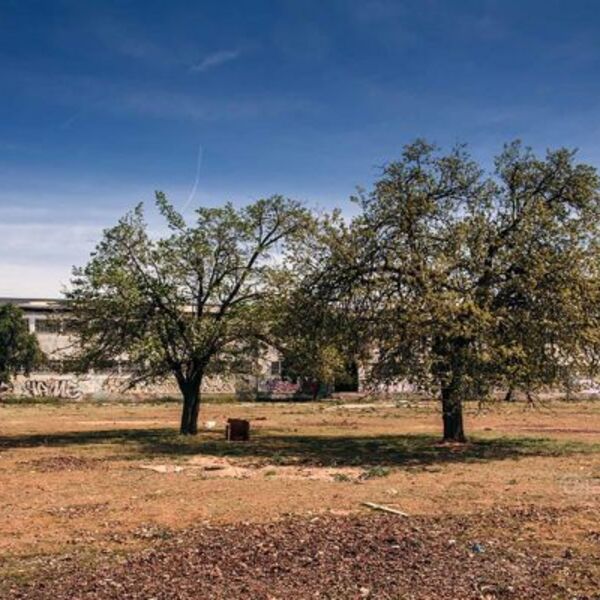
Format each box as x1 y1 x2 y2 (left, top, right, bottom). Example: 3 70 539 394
23 378 82 399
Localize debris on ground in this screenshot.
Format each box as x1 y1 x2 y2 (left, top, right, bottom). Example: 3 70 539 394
8 507 599 599
225 418 250 441
361 501 410 517
20 455 104 472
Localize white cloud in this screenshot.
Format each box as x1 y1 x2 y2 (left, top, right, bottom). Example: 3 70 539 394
190 49 240 72
0 177 267 298
0 222 99 297
0 263 72 298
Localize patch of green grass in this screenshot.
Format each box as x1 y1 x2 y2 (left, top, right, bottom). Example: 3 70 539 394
120 396 180 405
0 396 66 407
270 451 289 465
333 473 352 482
0 393 259 408
362 466 392 479
202 395 244 405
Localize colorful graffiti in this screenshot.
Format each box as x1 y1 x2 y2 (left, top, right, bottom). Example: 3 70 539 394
261 379 301 394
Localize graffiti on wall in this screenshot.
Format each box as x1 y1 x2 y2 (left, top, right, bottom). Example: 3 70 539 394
23 378 83 399
100 374 245 396
260 378 301 394
101 376 133 395
202 376 237 394
372 380 415 394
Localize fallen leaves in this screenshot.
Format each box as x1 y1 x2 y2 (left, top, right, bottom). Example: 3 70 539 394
7 505 599 599
20 455 104 472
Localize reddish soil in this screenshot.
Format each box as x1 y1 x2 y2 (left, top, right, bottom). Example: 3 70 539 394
0 399 598 598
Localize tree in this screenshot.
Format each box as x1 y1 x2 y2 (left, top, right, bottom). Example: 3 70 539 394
269 284 354 399
268 213 368 399
312 140 600 441
68 192 311 434
0 304 42 388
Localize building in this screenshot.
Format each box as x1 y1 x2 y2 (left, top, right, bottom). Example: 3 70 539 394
0 297 303 401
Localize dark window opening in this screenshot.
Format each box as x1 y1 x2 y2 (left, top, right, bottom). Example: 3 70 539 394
35 319 62 334
270 361 282 377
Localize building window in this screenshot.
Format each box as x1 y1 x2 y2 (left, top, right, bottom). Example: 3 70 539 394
34 319 62 334
270 361 282 377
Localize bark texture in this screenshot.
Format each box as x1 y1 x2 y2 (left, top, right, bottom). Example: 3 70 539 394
441 385 466 442
179 378 202 435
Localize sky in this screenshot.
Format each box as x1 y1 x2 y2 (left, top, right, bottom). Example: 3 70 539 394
1 0 600 297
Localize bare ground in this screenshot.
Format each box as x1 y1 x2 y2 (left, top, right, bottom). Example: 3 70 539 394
0 398 599 598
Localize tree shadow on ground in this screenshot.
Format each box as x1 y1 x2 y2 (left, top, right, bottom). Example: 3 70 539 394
0 427 596 467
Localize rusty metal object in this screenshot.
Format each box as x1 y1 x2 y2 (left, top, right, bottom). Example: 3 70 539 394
225 418 250 441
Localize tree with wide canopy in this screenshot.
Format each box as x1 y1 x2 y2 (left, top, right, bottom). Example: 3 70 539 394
69 192 311 434
299 140 600 441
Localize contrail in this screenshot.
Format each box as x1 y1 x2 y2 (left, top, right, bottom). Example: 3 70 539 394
180 142 204 214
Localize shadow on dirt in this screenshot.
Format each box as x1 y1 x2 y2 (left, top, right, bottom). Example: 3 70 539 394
1 426 596 467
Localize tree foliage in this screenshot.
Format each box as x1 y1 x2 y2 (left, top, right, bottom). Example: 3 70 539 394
68 192 311 434
0 304 42 386
268 213 368 397
306 140 600 441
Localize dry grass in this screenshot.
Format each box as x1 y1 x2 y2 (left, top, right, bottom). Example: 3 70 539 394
0 397 599 592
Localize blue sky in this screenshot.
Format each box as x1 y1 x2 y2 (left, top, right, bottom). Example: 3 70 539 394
2 0 600 296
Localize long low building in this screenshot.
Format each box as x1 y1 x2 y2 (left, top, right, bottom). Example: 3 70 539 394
2 298 597 402
0 297 323 401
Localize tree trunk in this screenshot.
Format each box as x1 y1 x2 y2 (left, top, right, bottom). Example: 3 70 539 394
441 385 466 443
179 377 202 435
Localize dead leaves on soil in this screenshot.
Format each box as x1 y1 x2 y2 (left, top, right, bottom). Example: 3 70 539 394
8 506 599 600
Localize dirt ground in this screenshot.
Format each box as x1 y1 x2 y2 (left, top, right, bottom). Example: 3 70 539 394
0 398 599 598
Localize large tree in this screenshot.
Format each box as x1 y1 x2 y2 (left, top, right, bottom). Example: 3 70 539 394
309 141 600 441
68 192 310 434
0 304 42 388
